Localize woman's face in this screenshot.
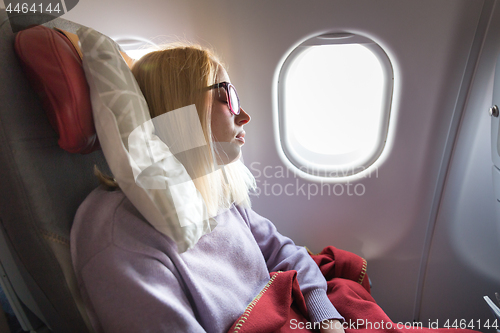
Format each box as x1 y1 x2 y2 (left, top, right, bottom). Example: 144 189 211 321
210 66 251 165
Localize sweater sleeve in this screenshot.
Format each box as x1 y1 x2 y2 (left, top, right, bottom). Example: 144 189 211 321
78 245 205 333
239 206 344 324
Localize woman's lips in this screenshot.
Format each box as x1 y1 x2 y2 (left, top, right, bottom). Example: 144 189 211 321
236 132 245 144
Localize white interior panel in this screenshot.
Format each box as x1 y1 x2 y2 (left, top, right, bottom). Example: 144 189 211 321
420 1 500 329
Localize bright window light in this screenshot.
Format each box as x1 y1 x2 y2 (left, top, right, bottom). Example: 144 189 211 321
278 33 393 178
126 48 156 60
287 44 383 155
113 37 158 60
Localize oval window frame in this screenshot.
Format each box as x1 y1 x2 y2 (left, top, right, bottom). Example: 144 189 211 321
277 32 394 178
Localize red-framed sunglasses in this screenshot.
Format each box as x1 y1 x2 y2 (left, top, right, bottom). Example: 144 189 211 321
207 82 241 115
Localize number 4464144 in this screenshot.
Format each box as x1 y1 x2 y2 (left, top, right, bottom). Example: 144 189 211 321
6 3 61 14
444 319 498 330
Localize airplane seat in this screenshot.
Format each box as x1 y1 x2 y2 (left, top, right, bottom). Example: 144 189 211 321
0 8 110 333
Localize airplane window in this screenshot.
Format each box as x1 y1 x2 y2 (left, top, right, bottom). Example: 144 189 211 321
126 48 155 59
113 37 157 59
278 33 393 178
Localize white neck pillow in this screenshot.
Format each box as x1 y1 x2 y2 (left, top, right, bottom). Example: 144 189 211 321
77 27 215 252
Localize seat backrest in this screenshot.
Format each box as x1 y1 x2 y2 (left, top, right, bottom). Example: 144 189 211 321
0 9 111 332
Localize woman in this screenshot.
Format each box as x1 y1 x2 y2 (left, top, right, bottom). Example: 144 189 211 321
71 44 344 333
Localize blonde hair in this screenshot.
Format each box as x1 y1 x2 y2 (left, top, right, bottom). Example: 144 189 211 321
130 43 255 216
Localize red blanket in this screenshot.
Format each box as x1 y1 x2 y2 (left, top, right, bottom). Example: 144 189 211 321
227 246 478 333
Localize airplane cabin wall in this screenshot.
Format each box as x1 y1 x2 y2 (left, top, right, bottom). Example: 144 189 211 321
60 0 500 327
419 0 500 329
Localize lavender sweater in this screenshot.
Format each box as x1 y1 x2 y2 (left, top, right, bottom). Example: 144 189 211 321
71 187 343 333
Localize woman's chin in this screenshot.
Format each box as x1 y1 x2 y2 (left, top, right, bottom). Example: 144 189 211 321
213 141 241 165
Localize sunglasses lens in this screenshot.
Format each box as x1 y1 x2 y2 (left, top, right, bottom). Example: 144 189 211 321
228 86 240 115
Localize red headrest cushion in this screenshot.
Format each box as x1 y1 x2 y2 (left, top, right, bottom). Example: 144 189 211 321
14 25 99 154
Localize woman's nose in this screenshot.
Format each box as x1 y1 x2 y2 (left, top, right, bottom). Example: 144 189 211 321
236 107 251 125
